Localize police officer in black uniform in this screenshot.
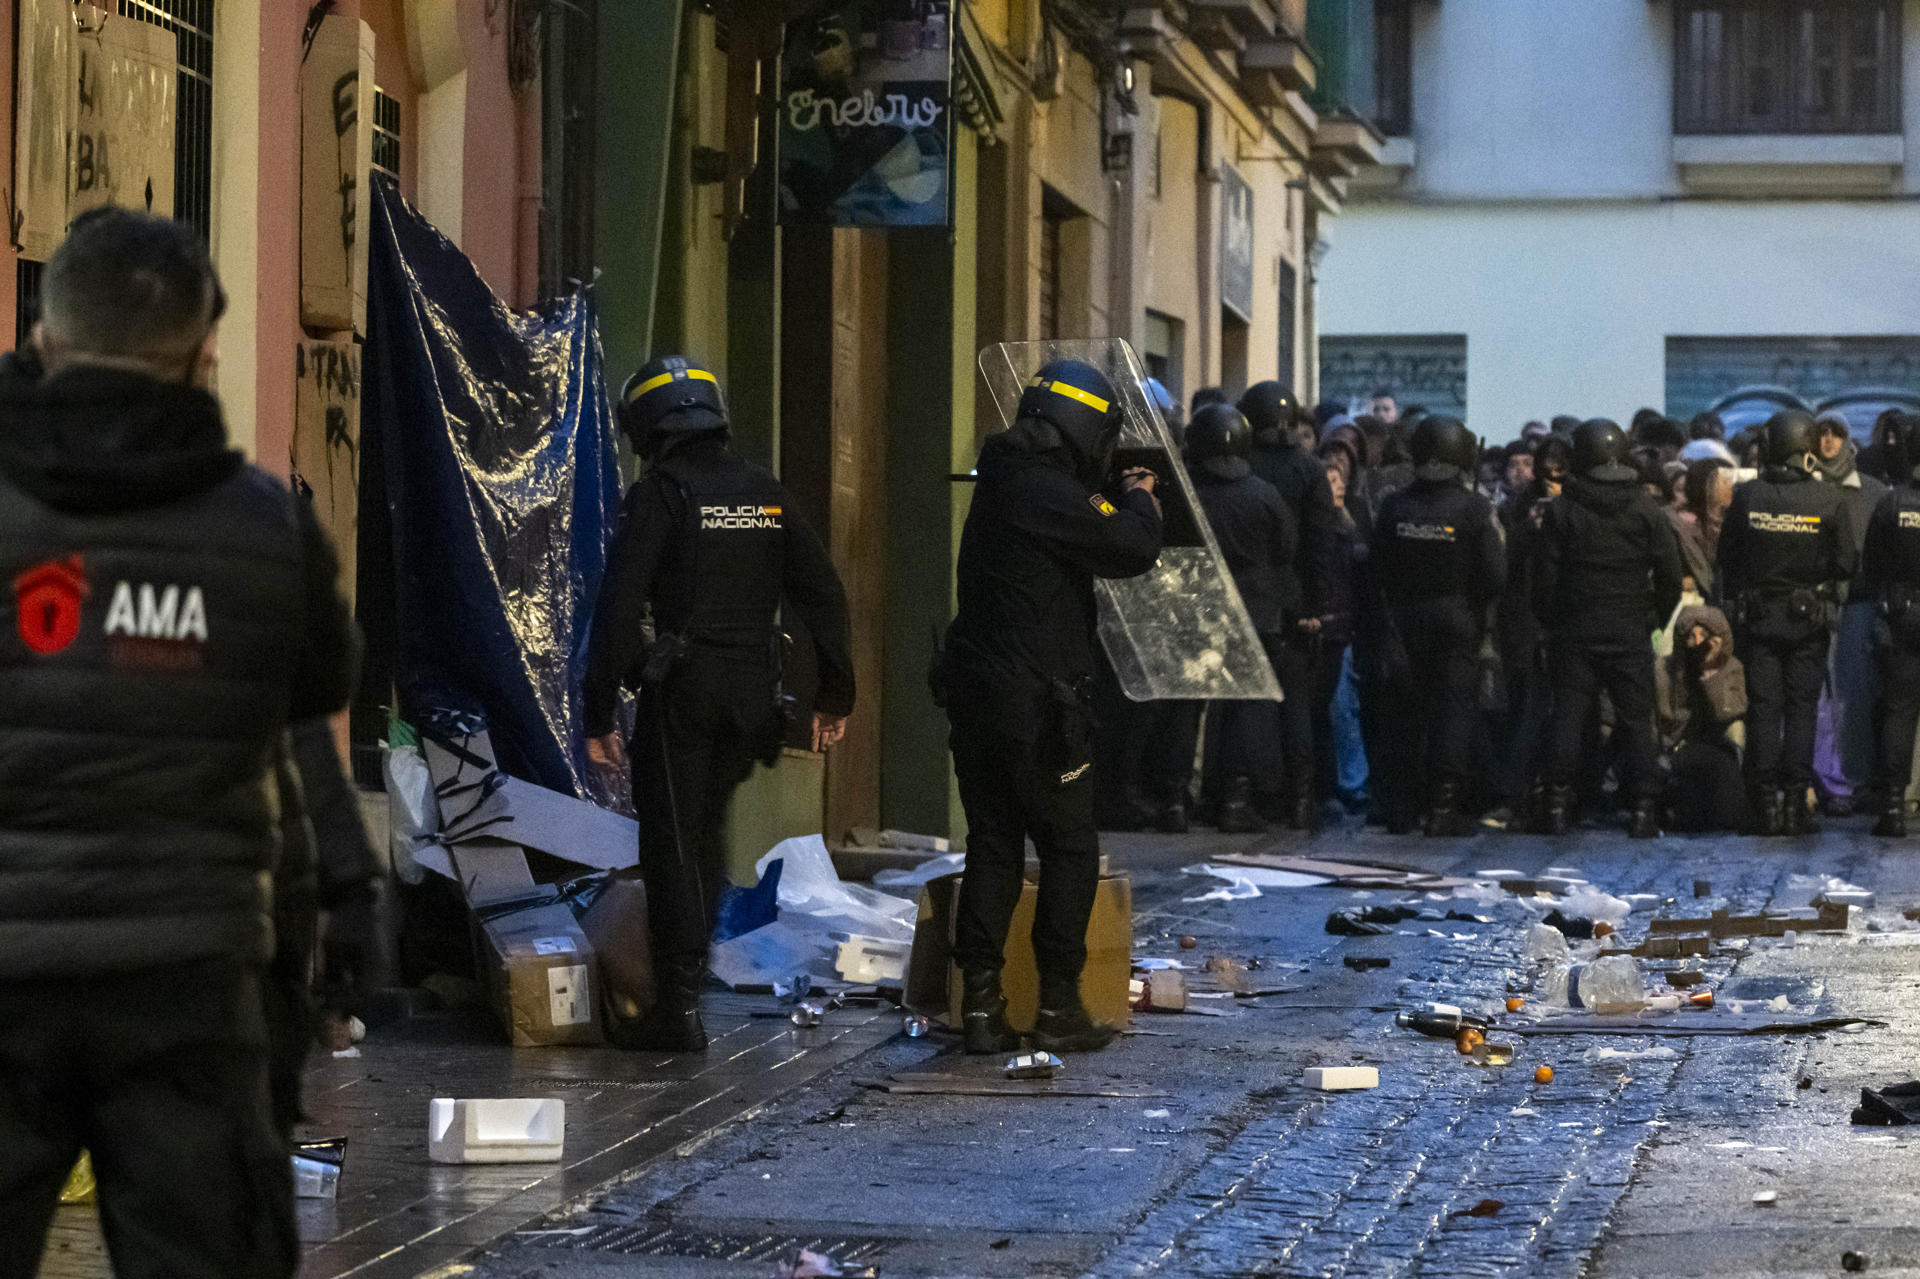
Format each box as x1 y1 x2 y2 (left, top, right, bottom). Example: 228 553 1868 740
1372 417 1506 835
1717 410 1858 835
1181 402 1298 833
1860 412 1920 837
1532 420 1684 838
585 357 855 1051
1238 381 1336 828
942 360 1162 1056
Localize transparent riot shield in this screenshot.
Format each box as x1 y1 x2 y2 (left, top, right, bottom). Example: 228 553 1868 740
977 339 1282 702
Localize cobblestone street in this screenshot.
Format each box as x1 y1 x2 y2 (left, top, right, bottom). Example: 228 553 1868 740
51 821 1920 1279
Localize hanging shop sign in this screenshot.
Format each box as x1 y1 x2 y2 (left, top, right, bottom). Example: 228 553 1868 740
778 0 954 228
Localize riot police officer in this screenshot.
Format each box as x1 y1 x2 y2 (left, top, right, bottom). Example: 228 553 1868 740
584 357 855 1051
1716 410 1858 835
1182 403 1299 833
1372 417 1506 835
1238 381 1336 828
942 360 1162 1055
1533 420 1684 838
1861 412 1920 837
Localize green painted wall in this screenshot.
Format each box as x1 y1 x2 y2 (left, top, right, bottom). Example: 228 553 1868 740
594 0 682 378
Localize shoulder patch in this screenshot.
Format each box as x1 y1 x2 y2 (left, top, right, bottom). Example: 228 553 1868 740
1090 494 1118 517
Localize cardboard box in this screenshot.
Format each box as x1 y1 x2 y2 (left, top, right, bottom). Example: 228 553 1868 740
474 900 603 1047
580 874 655 1023
906 872 1131 1034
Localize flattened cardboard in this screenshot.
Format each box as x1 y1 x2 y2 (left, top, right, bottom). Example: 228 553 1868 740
905 872 1132 1034
581 874 655 1023
1213 853 1468 890
422 730 637 872
475 901 603 1047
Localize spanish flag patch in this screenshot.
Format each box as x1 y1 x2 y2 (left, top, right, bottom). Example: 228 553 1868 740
1090 494 1118 517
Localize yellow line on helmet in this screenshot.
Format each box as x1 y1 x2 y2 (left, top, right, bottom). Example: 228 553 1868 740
628 368 720 403
1028 376 1110 415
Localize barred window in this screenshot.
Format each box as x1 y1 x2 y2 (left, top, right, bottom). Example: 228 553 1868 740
372 89 402 180
1675 0 1900 134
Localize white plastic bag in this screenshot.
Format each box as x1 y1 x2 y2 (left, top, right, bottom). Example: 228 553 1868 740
383 743 439 886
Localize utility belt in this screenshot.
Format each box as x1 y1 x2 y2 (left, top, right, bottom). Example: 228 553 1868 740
643 628 800 764
1732 583 1837 643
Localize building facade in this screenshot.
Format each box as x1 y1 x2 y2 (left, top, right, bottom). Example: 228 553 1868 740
1316 0 1920 438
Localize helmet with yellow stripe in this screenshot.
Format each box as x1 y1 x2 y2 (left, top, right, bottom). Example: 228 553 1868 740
620 355 728 452
1016 359 1123 486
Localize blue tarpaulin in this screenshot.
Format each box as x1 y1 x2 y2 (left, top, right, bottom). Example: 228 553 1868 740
362 178 621 800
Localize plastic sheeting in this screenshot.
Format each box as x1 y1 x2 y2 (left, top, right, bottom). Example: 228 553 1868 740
362 178 622 799
977 339 1281 702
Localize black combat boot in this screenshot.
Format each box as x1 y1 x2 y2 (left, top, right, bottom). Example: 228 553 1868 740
1783 790 1819 837
1535 785 1573 837
610 955 708 1052
960 968 1019 1055
1626 799 1660 840
1290 787 1320 834
1423 781 1473 837
1216 777 1266 834
1154 801 1190 835
1748 787 1783 837
1873 799 1907 839
1032 972 1116 1054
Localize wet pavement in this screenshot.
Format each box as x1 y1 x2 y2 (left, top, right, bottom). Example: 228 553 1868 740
37 822 1920 1278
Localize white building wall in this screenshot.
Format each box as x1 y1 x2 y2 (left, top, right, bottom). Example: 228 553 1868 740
1318 0 1920 437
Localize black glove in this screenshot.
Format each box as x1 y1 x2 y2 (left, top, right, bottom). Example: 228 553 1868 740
319 885 381 1015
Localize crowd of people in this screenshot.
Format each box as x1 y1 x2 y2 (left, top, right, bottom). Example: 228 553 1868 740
1096 382 1920 841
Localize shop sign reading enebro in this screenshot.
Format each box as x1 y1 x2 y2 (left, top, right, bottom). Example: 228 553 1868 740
778 0 954 228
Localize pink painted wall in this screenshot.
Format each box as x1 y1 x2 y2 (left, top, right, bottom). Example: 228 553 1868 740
457 2 536 307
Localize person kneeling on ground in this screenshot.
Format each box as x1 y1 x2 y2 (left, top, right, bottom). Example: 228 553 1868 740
1656 605 1749 833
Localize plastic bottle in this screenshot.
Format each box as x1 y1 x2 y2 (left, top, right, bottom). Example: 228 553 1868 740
1395 1007 1491 1038
1567 953 1647 1013
1525 922 1571 963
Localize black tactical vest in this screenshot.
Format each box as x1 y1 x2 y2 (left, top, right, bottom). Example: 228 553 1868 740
651 450 789 648
0 466 308 979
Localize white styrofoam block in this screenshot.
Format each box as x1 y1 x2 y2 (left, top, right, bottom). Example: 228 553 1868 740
1305 1066 1378 1091
428 1098 565 1164
835 936 910 985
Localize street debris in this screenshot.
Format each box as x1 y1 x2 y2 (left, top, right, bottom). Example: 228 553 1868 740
1395 1004 1489 1039
790 1001 826 1028
1534 1066 1555 1084
855 1072 1168 1098
1851 1081 1920 1126
1179 934 1198 949
1344 956 1391 971
1453 1198 1505 1218
1843 1251 1871 1272
1305 1066 1378 1091
901 1015 931 1038
1005 1051 1063 1080
1328 904 1419 935
1752 1190 1777 1206
1141 968 1188 1012
772 1246 846 1278
1214 853 1468 890
1466 1040 1516 1067
427 1097 564 1164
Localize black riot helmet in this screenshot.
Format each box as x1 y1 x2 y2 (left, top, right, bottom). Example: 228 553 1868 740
1891 412 1920 486
1571 418 1637 483
1237 381 1302 447
1410 415 1478 483
1016 359 1124 486
1185 402 1254 480
1762 409 1821 475
620 355 728 455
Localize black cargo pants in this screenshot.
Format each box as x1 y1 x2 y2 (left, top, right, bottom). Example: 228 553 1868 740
1544 640 1659 801
1740 630 1830 793
0 960 296 1279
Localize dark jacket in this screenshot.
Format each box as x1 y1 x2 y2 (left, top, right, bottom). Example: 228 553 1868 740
1860 482 1920 625
1656 604 1747 755
1717 468 1858 604
1250 436 1336 618
583 436 855 733
1189 467 1298 634
1374 479 1506 611
0 355 358 980
1534 476 1685 644
945 425 1162 737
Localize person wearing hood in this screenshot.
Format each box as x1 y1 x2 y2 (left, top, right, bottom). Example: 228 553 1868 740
0 209 357 1277
1716 410 1858 835
1371 417 1507 835
1656 605 1750 832
1178 403 1299 833
1239 381 1337 829
1533 420 1685 838
1860 412 1920 836
585 357 855 1051
1672 457 1735 595
1811 413 1887 817
940 361 1161 1056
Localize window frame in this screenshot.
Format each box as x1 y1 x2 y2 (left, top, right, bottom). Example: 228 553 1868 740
1673 0 1901 136
1373 0 1413 138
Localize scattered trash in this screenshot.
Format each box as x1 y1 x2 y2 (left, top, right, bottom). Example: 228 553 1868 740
1141 969 1189 1012
870 851 966 890
1135 957 1189 971
1515 1014 1882 1038
59 1152 95 1205
1800 1076 1815 1090
1179 935 1198 948
1454 1198 1505 1218
901 1015 930 1039
1305 1066 1379 1091
1752 1190 1777 1206
1505 998 1526 1013
1590 1046 1678 1061
856 1072 1166 1098
1344 956 1391 971
1694 879 1711 899
835 936 910 986
790 1000 826 1028
1005 1051 1063 1080
1454 1027 1484 1055
1467 1041 1516 1067
1852 1082 1920 1126
1534 1065 1555 1084
1905 906 1920 923
1183 867 1263 902
1664 970 1706 988
990 1238 1011 1250
757 836 918 942
1143 1108 1171 1118
1526 922 1572 963
1842 1250 1870 1272
291 1154 340 1199
1212 853 1467 890
428 1098 565 1164
1396 1004 1491 1039
1648 903 1848 940
1328 905 1419 935
772 1247 845 1278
